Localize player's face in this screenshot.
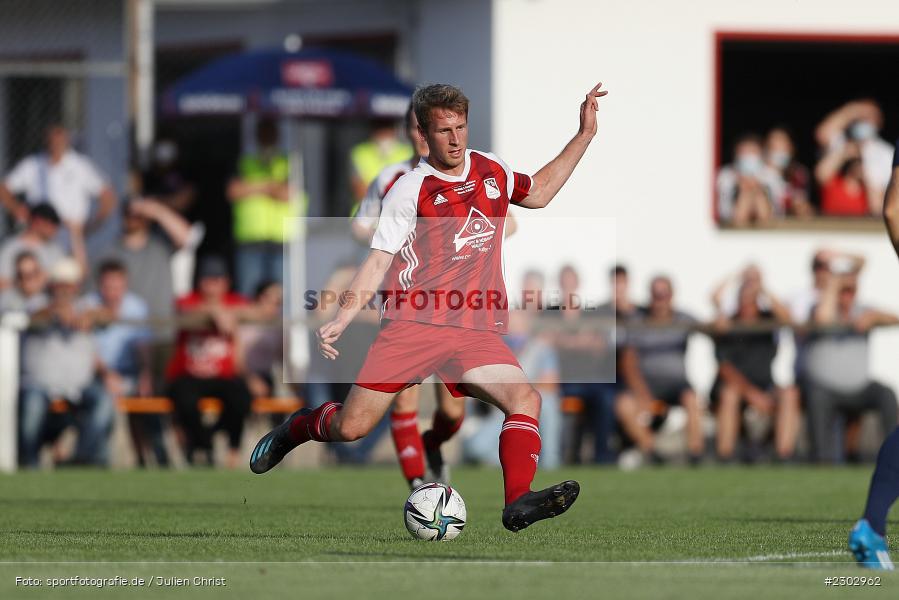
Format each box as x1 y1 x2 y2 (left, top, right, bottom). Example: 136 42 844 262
421 109 468 173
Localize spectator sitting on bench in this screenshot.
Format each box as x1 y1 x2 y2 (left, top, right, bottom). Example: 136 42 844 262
18 258 113 467
80 259 167 467
166 255 251 467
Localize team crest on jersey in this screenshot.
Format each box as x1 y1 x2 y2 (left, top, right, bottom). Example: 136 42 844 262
453 207 496 252
483 177 501 200
434 193 448 205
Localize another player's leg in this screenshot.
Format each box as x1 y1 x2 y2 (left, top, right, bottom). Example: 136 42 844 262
250 385 395 473
422 384 465 484
459 363 580 532
849 426 899 570
390 387 426 489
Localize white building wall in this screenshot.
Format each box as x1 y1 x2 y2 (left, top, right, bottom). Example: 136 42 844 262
492 0 899 395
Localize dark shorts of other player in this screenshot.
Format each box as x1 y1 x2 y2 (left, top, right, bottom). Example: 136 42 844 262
355 319 521 398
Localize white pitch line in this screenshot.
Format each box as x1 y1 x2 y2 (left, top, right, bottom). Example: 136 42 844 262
706 550 848 563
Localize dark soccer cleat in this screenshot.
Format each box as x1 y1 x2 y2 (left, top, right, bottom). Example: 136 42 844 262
422 430 450 484
249 408 310 474
501 480 580 533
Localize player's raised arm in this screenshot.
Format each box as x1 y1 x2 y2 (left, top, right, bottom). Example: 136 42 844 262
882 140 899 259
517 82 608 209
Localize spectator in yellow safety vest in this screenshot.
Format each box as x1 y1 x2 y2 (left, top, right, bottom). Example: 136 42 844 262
349 118 412 216
227 118 304 297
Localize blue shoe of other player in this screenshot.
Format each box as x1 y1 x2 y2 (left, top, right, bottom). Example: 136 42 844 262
249 408 310 474
849 519 895 570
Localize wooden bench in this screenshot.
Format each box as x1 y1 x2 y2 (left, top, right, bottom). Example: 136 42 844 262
48 396 303 415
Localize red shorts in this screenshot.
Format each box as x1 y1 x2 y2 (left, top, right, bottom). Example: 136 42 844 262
355 319 521 398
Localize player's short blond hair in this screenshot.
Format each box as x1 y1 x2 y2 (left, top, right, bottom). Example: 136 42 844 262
412 84 469 131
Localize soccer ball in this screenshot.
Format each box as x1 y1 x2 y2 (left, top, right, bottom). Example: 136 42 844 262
403 483 466 541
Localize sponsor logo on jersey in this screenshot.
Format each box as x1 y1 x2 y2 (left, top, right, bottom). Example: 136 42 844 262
434 193 448 205
453 180 476 195
531 453 540 465
484 177 501 200
453 206 496 252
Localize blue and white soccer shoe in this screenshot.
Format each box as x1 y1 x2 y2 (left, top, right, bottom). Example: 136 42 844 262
849 519 894 570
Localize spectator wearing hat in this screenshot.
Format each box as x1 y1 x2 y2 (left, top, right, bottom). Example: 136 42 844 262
18 258 113 467
166 255 252 467
803 271 899 463
0 251 49 314
0 203 77 290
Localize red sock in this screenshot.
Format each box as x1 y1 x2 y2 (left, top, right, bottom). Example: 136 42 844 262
424 410 464 451
390 411 425 482
288 402 340 444
499 414 541 506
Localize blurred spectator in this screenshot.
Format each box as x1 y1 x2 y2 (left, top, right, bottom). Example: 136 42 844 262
305 260 385 463
600 264 637 319
240 280 284 400
546 264 616 464
711 277 800 462
717 134 784 227
0 203 73 290
803 272 899 463
711 264 767 316
227 118 302 297
349 118 413 216
816 100 893 214
0 251 48 314
0 124 116 253
80 260 165 467
520 269 546 311
816 145 871 217
166 256 252 467
765 127 813 217
615 276 705 464
352 106 430 244
138 139 195 217
463 298 562 468
789 249 865 326
18 258 113 467
99 199 190 338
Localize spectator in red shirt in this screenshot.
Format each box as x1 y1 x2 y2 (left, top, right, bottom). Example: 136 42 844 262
167 255 252 467
819 152 870 217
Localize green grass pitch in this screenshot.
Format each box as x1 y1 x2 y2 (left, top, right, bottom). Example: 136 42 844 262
1 466 896 599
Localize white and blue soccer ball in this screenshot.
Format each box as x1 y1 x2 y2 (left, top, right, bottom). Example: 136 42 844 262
404 483 466 541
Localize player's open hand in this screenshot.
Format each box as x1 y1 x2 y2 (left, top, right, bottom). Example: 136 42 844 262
317 319 347 360
579 82 608 138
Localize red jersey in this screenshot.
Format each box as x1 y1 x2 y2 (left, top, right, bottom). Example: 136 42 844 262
821 176 868 216
371 149 532 333
166 291 249 380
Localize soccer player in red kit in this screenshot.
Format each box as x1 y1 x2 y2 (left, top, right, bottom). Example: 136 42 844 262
252 82 607 531
352 104 466 489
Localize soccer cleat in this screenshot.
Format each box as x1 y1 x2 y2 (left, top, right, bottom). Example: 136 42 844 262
249 408 310 474
409 477 425 491
849 519 895 570
422 430 450 484
501 480 580 533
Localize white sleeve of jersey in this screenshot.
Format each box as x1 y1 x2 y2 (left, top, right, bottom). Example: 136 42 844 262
370 173 420 254
352 176 384 232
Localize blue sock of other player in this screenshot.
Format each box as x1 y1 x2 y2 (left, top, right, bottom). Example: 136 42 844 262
863 427 899 537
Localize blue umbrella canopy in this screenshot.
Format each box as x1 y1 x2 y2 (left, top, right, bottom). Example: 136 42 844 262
161 47 413 118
